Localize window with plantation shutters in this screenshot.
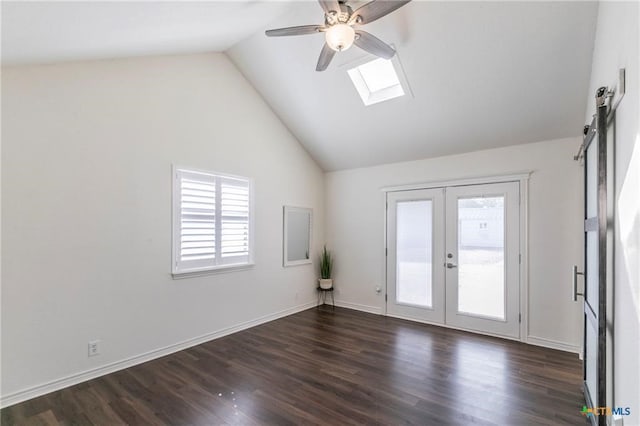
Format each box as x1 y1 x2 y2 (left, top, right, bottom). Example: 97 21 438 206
173 167 253 275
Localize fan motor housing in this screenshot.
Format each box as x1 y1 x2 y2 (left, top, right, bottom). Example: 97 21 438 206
325 2 353 26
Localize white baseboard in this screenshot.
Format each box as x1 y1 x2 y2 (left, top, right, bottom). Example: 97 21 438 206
333 300 383 315
338 305 581 356
525 335 582 355
0 301 316 409
2 302 581 409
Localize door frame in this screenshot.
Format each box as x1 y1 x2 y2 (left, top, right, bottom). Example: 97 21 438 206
382 172 531 342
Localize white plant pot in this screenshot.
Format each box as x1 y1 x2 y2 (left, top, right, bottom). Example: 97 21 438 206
318 278 333 290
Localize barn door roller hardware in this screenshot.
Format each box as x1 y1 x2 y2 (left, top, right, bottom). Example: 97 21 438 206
573 68 625 162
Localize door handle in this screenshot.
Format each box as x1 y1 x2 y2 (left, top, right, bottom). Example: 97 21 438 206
446 262 458 269
572 265 584 301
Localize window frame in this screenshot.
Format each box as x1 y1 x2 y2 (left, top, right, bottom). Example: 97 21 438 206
344 52 413 107
172 165 254 278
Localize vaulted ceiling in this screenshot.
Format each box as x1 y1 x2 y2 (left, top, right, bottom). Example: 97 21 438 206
2 1 598 171
1 1 290 64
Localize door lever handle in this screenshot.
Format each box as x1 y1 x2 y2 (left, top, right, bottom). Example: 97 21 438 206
446 262 458 269
572 265 584 301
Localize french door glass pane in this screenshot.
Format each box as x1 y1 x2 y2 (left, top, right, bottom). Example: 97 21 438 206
457 196 505 320
396 200 433 307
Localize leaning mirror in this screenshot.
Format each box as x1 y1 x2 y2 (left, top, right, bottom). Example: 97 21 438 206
283 206 312 267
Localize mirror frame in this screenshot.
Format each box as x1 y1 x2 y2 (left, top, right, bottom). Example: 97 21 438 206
283 206 313 267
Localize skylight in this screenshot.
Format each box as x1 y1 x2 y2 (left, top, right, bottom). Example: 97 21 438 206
347 58 406 106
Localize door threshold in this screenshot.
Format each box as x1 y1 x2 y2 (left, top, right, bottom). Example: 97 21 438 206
385 312 521 342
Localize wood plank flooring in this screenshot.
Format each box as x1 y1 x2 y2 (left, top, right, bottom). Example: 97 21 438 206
2 307 586 425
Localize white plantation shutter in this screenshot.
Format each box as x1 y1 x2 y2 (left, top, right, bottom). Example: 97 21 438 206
220 177 250 264
173 168 252 274
179 171 216 266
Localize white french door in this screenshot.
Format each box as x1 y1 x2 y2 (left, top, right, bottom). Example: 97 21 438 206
444 182 520 338
386 189 445 323
386 181 521 339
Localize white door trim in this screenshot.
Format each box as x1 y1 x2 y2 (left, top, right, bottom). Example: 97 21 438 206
381 172 532 193
382 173 531 344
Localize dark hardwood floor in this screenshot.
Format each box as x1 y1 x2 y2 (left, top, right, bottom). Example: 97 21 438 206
2 307 586 425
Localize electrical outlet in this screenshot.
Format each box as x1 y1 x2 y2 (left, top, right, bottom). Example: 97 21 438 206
88 340 101 357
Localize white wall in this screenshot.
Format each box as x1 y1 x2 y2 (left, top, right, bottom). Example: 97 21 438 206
1 53 324 404
325 138 584 352
585 2 639 422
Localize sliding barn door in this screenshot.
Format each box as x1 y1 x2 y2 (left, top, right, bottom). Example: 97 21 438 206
581 87 613 425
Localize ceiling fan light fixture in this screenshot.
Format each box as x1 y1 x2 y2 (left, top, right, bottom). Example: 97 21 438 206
325 24 355 51
265 0 411 70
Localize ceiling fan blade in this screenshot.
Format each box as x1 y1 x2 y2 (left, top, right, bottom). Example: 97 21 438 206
354 30 396 59
316 43 336 71
349 0 411 25
265 25 324 37
318 0 341 14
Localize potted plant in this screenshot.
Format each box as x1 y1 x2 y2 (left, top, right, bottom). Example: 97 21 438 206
318 245 333 289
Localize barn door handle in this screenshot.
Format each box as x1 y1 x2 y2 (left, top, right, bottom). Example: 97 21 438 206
572 265 584 301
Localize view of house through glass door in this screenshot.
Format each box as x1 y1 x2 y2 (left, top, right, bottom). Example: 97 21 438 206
386 181 521 339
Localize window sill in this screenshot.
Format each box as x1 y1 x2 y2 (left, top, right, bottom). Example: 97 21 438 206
172 263 255 280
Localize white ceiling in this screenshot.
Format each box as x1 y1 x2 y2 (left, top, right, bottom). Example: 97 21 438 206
229 1 599 170
1 1 290 65
2 1 598 171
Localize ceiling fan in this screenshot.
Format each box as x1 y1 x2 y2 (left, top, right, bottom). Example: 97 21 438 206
265 0 411 71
